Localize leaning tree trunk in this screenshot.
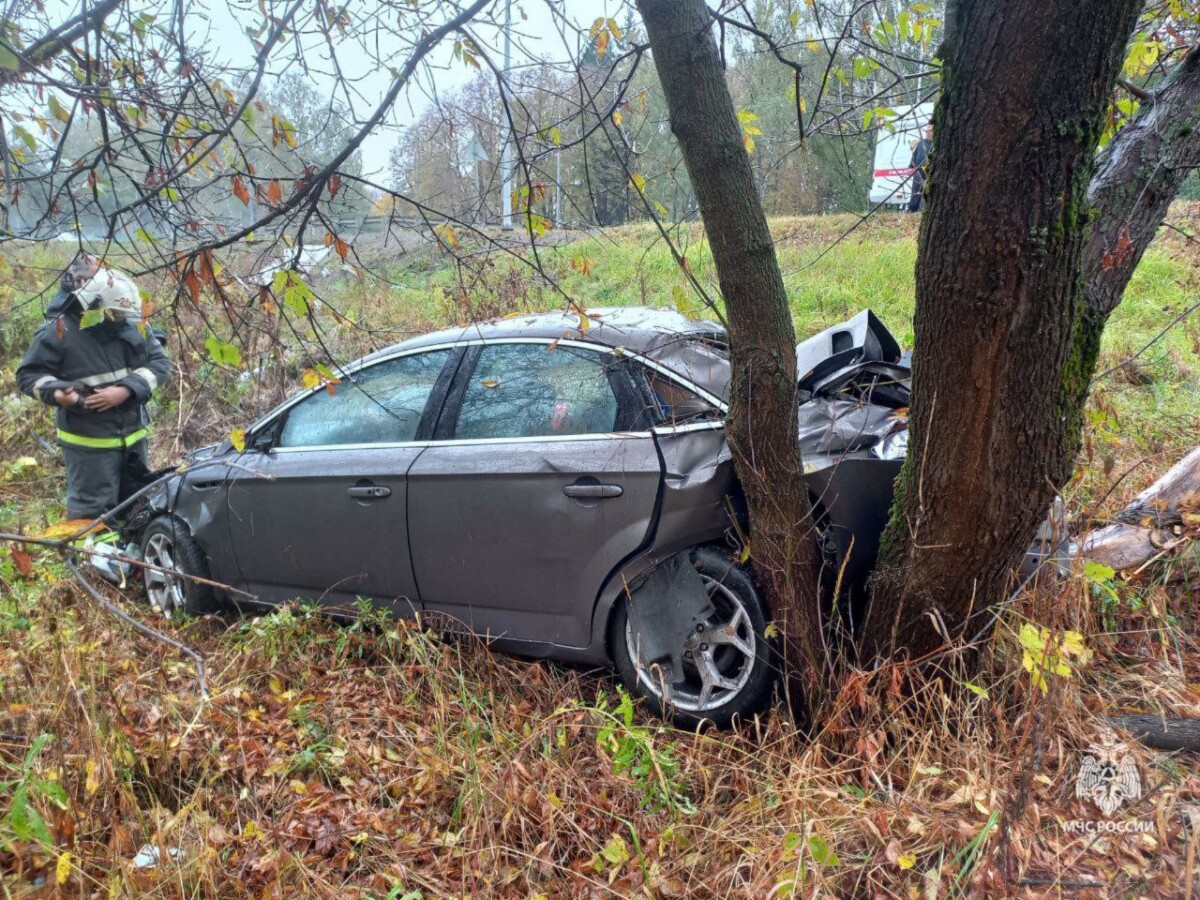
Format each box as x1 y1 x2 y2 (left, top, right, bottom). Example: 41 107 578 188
1084 46 1200 322
863 0 1145 661
637 0 825 724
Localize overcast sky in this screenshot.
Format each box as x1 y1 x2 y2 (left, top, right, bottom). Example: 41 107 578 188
195 0 624 178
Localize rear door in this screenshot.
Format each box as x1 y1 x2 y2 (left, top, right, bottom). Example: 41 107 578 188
406 340 663 648
224 347 457 615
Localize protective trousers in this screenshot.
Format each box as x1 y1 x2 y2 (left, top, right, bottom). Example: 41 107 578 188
62 440 149 520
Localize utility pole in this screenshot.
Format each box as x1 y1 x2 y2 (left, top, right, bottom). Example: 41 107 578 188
500 0 514 229
555 145 562 224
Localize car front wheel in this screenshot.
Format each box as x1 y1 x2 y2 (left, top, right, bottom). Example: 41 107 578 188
611 547 775 729
140 515 219 617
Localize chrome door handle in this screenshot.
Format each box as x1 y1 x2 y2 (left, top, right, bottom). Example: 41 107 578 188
347 484 391 499
562 483 623 499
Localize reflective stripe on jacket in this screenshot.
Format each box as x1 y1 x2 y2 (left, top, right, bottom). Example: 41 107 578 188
16 292 171 443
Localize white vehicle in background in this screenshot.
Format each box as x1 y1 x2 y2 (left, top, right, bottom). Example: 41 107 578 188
869 102 934 209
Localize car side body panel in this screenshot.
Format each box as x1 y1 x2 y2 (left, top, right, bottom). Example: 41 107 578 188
407 434 663 649
222 446 425 617
137 461 239 589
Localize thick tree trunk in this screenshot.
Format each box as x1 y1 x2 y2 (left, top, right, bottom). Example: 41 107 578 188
637 0 825 723
864 0 1144 661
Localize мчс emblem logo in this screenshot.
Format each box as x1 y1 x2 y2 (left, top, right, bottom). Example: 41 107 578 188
1075 736 1141 817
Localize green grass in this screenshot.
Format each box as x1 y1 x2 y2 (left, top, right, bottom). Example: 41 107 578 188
364 214 1200 447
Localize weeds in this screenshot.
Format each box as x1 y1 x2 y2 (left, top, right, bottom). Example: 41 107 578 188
0 734 68 851
595 688 694 815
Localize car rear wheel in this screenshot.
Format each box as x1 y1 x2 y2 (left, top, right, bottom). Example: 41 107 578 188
140 516 219 617
611 547 775 729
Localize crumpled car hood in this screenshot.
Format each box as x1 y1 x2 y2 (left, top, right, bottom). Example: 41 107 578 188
794 311 911 467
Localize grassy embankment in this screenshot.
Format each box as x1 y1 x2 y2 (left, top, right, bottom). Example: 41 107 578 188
0 214 1198 897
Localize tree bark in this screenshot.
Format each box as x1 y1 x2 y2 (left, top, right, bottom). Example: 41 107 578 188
864 0 1144 661
636 0 825 723
1107 715 1200 754
1084 46 1200 321
1082 445 1200 571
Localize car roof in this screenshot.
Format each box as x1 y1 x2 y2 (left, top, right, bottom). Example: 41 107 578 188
367 306 727 360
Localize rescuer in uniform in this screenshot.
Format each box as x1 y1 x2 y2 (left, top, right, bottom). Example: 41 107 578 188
17 256 171 521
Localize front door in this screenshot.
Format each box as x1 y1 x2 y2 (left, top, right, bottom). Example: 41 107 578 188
225 348 454 615
407 341 663 648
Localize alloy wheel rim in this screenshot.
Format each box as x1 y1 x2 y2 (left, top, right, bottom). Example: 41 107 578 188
626 574 757 714
143 532 184 616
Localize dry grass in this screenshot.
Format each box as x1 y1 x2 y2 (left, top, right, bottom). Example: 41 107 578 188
1 548 1198 898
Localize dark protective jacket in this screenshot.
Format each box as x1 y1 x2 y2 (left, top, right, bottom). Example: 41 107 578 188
909 138 933 198
16 291 171 449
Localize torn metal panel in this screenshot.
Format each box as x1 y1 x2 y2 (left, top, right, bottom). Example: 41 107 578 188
796 309 903 393
797 398 904 458
625 551 716 684
649 424 740 558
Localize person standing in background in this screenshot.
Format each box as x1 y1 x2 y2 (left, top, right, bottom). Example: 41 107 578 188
908 122 934 213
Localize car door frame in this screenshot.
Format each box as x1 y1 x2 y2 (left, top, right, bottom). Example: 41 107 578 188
221 343 468 608
411 336 737 661
246 342 467 450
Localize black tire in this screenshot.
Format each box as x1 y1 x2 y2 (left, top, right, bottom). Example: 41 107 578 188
610 546 776 729
139 515 220 616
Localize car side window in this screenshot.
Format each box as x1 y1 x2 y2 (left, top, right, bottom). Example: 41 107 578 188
453 343 620 440
643 366 720 425
277 349 451 448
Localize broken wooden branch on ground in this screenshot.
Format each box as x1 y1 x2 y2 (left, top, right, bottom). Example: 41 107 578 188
1081 446 1200 572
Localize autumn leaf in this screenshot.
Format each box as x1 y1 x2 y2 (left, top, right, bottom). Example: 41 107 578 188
56 851 72 885
808 834 840 866
434 223 459 250
183 270 201 303
36 520 106 541
48 95 69 123
230 427 246 452
328 173 341 196
231 174 250 206
204 335 242 367
11 545 33 578
334 237 350 261
267 180 282 205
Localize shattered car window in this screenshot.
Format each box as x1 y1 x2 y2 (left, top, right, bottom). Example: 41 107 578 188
278 349 451 447
454 344 619 439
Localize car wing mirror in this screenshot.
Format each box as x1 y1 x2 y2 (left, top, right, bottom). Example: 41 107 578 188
249 426 278 453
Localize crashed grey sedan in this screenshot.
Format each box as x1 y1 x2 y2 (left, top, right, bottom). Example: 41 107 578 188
128 307 911 726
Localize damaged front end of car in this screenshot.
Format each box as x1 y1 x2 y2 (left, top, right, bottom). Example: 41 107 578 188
792 310 912 632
